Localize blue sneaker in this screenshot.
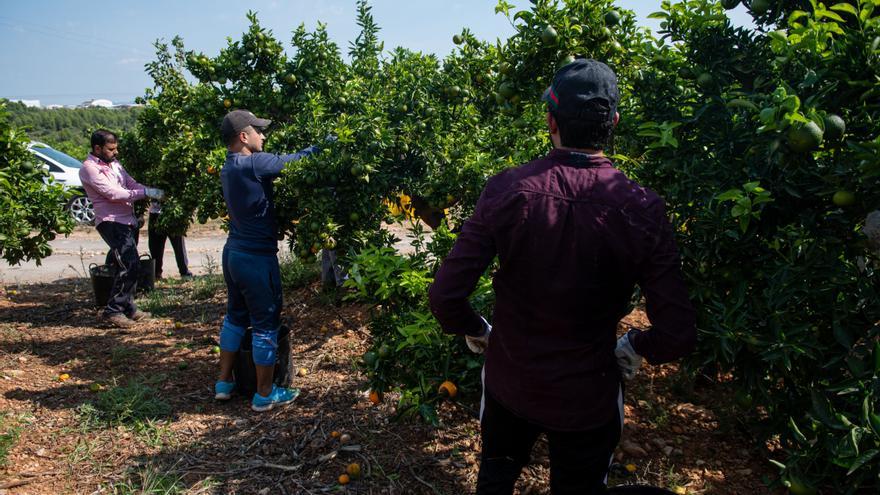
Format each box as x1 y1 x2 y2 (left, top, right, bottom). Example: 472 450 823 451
214 380 235 400
251 385 300 412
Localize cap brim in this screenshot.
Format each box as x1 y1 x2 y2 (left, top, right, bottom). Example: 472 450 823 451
252 117 272 128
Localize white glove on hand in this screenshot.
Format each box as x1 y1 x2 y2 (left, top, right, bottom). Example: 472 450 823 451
465 316 492 354
145 187 165 200
615 330 643 380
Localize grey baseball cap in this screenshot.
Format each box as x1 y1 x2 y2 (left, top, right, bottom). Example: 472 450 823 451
221 109 272 142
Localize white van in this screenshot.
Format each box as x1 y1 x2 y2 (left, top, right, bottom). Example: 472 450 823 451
26 142 95 225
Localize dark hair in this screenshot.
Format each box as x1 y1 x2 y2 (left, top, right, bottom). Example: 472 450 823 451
91 129 118 148
551 100 615 150
225 125 254 147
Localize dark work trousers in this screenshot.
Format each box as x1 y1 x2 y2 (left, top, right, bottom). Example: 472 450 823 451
148 213 190 278
96 221 140 317
476 389 622 495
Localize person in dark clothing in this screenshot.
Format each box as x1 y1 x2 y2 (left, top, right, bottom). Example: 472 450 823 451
213 109 320 412
428 59 697 494
147 201 193 279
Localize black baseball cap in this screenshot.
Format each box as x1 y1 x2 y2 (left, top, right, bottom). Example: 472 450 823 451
221 109 272 142
543 59 619 122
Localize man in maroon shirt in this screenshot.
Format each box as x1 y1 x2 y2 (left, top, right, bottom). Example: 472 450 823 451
428 59 697 494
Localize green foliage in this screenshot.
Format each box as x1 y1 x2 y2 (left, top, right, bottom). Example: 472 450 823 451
0 100 74 265
0 413 22 467
5 101 142 157
79 379 172 427
279 253 320 290
108 464 185 495
632 1 880 492
344 224 490 424
190 274 223 301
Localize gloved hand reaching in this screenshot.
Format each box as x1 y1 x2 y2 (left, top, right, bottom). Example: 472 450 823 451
145 187 165 200
465 316 492 354
615 329 643 380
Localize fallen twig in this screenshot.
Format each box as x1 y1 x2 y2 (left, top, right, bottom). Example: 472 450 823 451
408 464 443 495
0 478 34 490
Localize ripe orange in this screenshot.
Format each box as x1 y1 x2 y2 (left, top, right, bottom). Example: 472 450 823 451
330 430 341 438
338 473 350 485
438 380 457 398
369 390 382 405
346 462 361 478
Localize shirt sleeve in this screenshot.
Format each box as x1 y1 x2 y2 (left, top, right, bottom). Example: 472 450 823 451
428 181 498 336
253 146 321 180
630 199 697 364
120 165 146 192
80 162 146 203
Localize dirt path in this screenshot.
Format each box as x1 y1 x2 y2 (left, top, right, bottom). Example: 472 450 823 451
0 221 421 285
0 276 781 494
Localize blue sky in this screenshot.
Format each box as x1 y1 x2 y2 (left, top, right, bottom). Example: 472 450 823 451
0 1 754 106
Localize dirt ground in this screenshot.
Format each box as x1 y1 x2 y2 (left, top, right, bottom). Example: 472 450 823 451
0 275 783 494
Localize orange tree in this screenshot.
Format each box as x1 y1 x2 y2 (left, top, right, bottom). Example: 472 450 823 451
628 1 879 492
0 100 73 265
123 0 880 491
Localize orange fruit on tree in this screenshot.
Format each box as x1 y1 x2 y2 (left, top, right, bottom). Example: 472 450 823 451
338 473 350 485
438 380 457 398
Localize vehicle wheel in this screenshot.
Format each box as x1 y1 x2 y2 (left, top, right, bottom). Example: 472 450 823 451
68 195 95 225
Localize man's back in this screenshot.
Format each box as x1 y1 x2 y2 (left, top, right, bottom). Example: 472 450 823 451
430 148 695 431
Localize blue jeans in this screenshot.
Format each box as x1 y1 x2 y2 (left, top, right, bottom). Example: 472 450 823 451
220 246 282 366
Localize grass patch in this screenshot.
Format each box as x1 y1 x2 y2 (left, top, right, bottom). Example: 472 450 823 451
280 253 319 290
79 379 171 428
190 274 223 301
110 346 144 367
137 418 176 449
109 463 185 495
136 287 185 316
0 413 22 466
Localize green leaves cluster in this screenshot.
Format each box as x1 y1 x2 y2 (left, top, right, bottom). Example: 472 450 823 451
344 225 489 424
0 101 73 265
631 1 880 492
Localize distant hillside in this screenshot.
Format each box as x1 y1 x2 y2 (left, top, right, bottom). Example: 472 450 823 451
5 100 143 158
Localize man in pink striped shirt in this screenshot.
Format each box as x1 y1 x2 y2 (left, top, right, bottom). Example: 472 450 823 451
79 129 165 328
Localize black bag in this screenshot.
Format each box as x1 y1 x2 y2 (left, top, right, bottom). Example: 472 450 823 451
232 325 293 398
137 254 155 292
